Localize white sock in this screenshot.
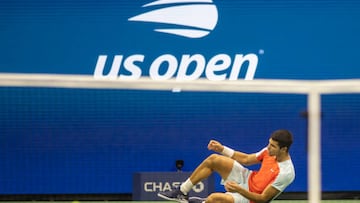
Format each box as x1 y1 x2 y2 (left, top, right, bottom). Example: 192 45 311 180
180 178 194 195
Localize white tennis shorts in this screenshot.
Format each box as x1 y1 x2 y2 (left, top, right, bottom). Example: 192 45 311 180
221 161 252 203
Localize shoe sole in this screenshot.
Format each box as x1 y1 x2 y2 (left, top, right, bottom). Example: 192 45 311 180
157 193 188 203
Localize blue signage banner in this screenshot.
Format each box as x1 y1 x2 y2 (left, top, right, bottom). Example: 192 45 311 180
0 0 360 196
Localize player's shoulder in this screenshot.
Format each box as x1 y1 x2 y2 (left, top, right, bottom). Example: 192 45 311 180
255 147 268 157
272 159 295 191
278 159 295 179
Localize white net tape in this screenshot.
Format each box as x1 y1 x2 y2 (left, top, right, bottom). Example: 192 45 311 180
0 73 360 94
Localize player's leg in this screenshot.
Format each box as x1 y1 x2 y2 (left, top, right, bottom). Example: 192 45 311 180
206 192 249 203
206 192 234 203
158 154 235 203
188 154 236 185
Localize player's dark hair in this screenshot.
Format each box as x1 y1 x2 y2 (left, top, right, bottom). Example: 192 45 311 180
270 129 293 152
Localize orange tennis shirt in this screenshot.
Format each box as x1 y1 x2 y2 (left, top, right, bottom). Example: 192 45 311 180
248 148 295 201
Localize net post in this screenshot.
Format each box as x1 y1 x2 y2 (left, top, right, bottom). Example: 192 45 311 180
307 91 322 203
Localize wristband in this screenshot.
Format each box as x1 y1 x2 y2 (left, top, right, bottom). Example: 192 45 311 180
222 146 235 157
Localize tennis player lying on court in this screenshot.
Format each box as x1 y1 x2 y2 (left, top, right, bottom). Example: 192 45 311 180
158 129 295 203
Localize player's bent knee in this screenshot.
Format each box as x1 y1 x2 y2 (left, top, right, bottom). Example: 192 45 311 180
203 154 217 166
207 154 233 166
207 154 225 163
207 154 219 161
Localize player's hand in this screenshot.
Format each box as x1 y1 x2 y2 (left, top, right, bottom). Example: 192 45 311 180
207 140 224 153
224 181 241 193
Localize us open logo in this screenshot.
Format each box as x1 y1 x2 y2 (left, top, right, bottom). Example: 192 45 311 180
94 0 260 81
129 0 218 38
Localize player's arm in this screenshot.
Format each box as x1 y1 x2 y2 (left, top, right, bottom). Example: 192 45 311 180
207 140 260 166
232 151 259 166
225 181 280 203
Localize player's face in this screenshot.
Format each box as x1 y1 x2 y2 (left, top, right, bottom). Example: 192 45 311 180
267 138 281 156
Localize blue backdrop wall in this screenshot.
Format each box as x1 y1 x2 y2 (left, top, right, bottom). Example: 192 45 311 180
0 0 359 195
